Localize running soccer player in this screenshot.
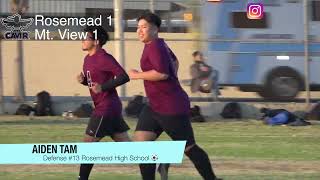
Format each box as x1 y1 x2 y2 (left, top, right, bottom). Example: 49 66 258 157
77 26 131 180
128 13 222 180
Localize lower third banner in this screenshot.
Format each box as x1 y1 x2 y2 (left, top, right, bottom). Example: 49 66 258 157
0 141 186 164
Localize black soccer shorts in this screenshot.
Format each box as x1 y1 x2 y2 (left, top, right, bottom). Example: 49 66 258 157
86 115 130 138
135 106 196 146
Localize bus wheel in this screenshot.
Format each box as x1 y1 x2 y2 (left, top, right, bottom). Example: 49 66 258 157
265 68 302 100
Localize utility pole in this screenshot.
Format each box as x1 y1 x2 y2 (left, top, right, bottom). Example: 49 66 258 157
114 0 126 97
150 0 155 13
11 0 29 102
303 0 310 109
0 34 4 113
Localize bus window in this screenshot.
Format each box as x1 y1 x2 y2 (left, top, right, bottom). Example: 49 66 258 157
231 12 268 28
312 1 320 21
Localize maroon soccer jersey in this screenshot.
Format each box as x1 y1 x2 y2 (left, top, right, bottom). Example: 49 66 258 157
83 49 124 117
140 38 190 115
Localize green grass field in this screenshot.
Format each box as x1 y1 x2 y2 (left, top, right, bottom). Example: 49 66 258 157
0 116 319 180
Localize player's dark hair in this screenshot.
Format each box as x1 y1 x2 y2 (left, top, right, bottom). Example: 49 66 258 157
84 26 109 47
192 51 203 57
137 12 162 28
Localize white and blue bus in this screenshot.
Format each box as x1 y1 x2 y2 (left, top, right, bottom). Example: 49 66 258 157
201 0 320 99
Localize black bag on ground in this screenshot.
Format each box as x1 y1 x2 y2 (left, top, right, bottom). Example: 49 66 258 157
73 104 93 118
220 102 242 119
125 95 145 117
190 105 206 122
35 91 53 116
15 104 34 115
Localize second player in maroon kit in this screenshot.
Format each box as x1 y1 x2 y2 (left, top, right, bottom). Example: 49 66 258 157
129 13 222 180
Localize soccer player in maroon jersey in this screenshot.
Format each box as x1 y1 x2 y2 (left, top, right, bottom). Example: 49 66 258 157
128 13 221 180
77 26 130 180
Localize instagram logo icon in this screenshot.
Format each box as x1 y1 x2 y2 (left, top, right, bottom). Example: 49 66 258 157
247 3 264 19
